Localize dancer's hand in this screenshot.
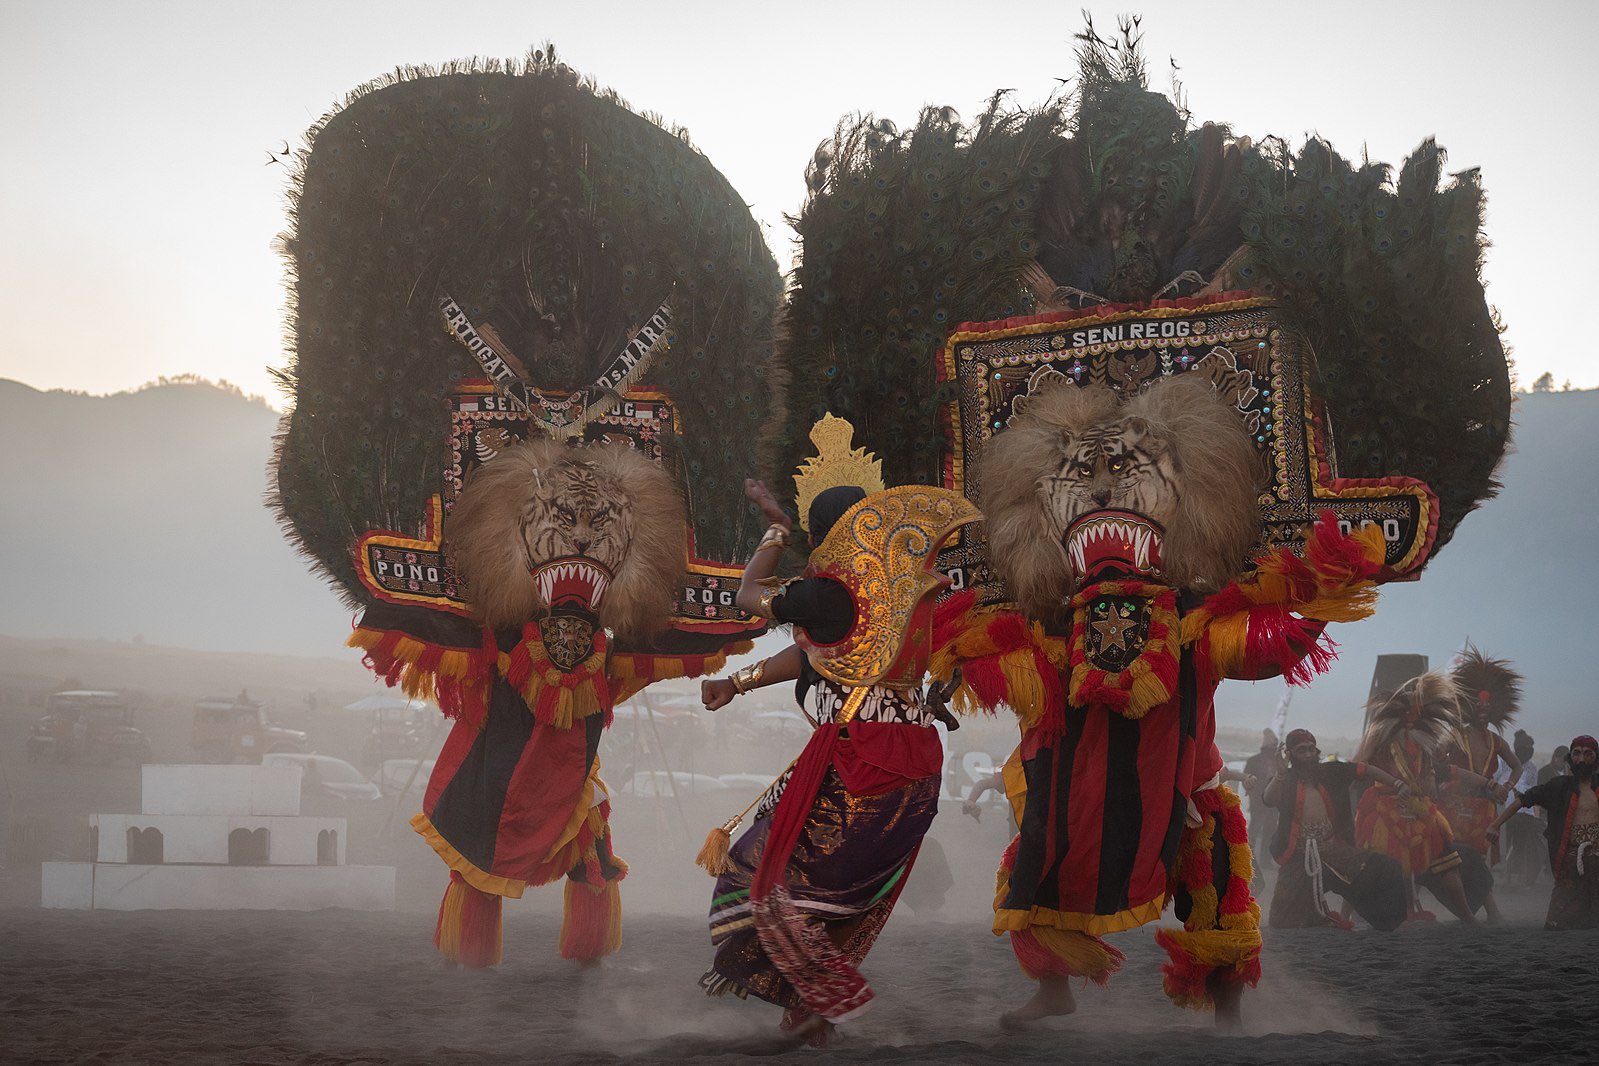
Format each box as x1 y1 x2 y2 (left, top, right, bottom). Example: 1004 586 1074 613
702 677 736 711
1485 826 1501 846
745 479 792 530
963 800 982 821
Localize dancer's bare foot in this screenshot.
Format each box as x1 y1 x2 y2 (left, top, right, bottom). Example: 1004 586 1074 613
1208 974 1243 1032
781 1008 834 1047
1001 975 1076 1026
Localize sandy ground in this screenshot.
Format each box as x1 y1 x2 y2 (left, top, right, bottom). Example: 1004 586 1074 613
5 878 1597 1065
5 700 1595 1064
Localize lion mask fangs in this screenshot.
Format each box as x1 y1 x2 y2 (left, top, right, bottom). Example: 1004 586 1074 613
445 438 687 640
978 375 1263 621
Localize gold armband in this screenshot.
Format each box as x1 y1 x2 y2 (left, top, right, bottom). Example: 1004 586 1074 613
753 576 794 620
756 523 790 553
729 659 766 695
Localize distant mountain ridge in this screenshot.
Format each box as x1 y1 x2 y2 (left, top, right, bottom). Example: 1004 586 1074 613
1 378 1594 747
0 377 350 657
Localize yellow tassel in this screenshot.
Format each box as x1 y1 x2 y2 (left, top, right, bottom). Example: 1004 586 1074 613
1030 926 1122 980
347 628 382 652
1128 670 1169 717
1160 927 1261 968
695 820 738 876
435 877 467 960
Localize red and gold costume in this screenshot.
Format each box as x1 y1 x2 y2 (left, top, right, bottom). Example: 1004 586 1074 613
1438 728 1505 860
1441 648 1525 862
704 483 978 1023
353 598 747 965
937 515 1386 1008
1355 736 1462 882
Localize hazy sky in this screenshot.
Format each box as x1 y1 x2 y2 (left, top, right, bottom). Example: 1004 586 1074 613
3 0 1594 403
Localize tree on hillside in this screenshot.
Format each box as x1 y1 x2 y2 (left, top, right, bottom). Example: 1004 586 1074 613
1532 372 1554 393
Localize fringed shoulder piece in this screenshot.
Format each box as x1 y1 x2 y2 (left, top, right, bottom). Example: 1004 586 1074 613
1184 512 1386 684
608 639 754 706
348 602 498 726
930 590 1068 730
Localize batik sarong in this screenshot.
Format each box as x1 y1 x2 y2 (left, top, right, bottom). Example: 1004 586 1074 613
702 768 938 1017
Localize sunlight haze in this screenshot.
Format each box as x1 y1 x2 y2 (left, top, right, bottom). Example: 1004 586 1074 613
2 0 1595 402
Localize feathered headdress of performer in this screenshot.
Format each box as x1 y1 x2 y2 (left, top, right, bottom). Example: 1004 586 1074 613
1357 670 1466 765
780 16 1510 578
1449 643 1523 732
271 45 784 607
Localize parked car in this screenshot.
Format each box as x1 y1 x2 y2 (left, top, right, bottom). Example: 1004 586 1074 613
261 752 382 805
371 757 436 799
191 692 307 764
26 691 151 766
358 703 434 770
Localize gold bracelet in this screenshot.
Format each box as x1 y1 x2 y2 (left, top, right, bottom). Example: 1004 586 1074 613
729 659 766 695
756 523 790 553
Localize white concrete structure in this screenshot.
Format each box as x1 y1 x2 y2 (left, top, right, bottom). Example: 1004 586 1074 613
89 814 346 866
41 862 395 911
42 764 394 911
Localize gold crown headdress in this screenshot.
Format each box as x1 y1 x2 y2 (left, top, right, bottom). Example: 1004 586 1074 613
792 414 885 531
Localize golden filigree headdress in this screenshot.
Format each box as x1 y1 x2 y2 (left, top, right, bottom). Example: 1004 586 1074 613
792 414 886 531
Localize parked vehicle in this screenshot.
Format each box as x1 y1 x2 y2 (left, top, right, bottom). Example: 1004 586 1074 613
358 703 434 770
191 692 307 765
261 752 382 805
26 691 152 766
371 757 436 799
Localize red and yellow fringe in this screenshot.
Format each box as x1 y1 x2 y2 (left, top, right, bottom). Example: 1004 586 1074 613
1157 786 1262 1010
609 640 752 705
352 621 750 732
931 591 1067 732
1010 927 1127 985
501 623 611 729
559 877 623 960
348 625 496 726
1184 512 1385 683
1066 583 1179 720
434 870 503 968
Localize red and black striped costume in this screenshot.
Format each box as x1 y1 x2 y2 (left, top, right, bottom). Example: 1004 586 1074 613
938 517 1386 1009
351 600 750 966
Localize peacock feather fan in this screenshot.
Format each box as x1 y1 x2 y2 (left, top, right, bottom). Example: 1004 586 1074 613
1032 16 1247 307
271 46 783 607
1449 643 1523 731
784 14 1509 562
1036 18 1509 555
1227 136 1511 552
779 96 1067 490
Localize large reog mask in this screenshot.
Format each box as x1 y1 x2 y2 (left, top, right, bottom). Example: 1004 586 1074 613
445 438 686 643
978 375 1262 624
